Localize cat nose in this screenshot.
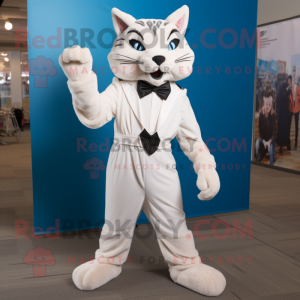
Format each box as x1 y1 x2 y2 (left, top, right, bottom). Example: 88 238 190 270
152 56 165 66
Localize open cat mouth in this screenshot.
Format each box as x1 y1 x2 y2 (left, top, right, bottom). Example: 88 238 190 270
150 69 163 80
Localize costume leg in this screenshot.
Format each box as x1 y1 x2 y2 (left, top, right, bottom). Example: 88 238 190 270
142 151 226 297
73 147 146 290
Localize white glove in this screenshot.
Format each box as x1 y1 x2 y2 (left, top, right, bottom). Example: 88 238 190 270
59 45 93 82
196 166 220 201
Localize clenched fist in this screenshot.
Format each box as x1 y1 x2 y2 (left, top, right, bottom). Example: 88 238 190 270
196 167 220 201
59 45 93 82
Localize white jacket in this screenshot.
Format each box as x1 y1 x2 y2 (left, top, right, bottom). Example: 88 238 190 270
68 75 215 169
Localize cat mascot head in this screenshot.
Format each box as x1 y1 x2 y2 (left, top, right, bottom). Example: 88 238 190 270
108 5 194 86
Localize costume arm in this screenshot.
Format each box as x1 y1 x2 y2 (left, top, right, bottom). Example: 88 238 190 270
67 77 119 129
59 45 119 129
176 90 220 200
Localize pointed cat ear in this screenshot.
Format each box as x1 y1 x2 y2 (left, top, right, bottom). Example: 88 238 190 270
111 8 136 36
165 5 189 35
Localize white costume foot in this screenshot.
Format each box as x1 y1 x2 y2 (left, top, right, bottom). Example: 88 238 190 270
170 263 226 296
72 260 121 290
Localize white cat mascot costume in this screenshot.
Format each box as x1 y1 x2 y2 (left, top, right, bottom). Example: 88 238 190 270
59 5 226 297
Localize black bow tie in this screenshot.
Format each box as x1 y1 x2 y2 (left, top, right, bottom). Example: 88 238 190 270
137 80 171 100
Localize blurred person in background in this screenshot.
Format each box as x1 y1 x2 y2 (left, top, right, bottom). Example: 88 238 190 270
288 70 300 150
276 75 292 154
256 90 276 165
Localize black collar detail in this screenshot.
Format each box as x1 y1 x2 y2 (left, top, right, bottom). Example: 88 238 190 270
140 129 160 155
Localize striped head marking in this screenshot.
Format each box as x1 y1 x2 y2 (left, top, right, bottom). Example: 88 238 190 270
108 5 194 86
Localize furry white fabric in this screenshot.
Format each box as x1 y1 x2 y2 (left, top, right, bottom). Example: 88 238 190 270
159 233 226 296
170 264 226 296
72 261 121 290
108 6 194 86
176 97 220 200
59 4 225 297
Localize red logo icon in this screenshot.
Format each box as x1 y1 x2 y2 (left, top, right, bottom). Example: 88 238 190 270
24 246 55 277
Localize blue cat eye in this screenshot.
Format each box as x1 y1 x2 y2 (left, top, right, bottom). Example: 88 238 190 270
134 42 144 51
129 39 145 51
168 39 180 51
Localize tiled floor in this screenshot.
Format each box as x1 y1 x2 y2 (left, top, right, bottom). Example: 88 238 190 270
1 126 300 299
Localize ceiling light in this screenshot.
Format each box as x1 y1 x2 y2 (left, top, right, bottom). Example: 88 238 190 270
4 57 9 62
1 53 8 56
5 21 13 31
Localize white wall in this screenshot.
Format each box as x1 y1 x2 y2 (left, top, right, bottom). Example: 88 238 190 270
258 0 300 25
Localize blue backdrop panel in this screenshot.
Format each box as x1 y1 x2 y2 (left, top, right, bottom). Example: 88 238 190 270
27 0 257 234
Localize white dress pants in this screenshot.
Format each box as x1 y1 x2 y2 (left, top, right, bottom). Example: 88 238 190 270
95 144 201 275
